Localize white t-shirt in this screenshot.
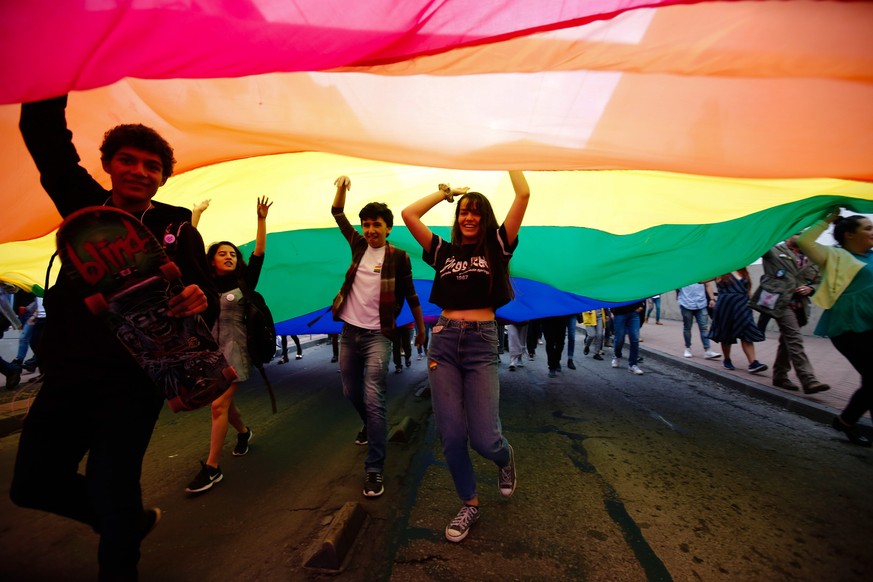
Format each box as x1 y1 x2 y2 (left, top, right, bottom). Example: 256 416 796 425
342 245 386 330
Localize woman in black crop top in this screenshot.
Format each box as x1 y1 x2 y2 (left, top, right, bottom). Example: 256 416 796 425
401 171 530 543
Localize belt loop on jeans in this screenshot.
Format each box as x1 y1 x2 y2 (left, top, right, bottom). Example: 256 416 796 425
437 316 497 330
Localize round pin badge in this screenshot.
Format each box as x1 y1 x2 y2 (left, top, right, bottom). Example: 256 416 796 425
225 293 235 302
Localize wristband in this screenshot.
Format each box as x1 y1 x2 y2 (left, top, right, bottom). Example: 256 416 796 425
438 183 454 203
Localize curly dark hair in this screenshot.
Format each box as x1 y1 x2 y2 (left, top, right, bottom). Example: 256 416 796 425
100 124 176 181
832 215 866 247
359 202 393 230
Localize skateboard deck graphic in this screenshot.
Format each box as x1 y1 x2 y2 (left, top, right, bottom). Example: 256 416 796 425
56 206 237 412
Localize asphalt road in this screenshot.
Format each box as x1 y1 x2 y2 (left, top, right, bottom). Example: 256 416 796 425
1 338 871 581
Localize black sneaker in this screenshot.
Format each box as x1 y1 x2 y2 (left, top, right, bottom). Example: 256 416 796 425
233 427 253 456
445 505 480 542
355 426 368 445
498 444 517 497
363 472 384 497
185 462 223 493
141 507 162 540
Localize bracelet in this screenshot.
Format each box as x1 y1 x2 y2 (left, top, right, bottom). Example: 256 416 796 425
438 183 454 203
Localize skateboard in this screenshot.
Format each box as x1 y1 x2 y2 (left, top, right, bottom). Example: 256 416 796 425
56 206 237 412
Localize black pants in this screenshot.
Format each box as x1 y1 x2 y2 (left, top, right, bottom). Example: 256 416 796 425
10 372 163 580
541 316 567 371
526 319 542 357
831 329 873 425
280 335 302 358
393 327 412 369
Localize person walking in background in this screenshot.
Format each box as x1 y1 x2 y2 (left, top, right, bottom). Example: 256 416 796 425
751 235 829 394
402 170 529 543
610 300 646 375
526 318 542 360
582 308 606 361
507 320 528 371
708 269 768 374
646 294 663 324
797 211 873 447
565 314 580 369
542 315 568 377
1 289 23 389
392 322 414 373
677 282 722 360
278 335 303 363
329 333 339 363
330 175 425 497
185 197 272 494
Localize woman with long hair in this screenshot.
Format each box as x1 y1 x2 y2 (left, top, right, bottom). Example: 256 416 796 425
402 171 530 542
798 211 873 447
185 196 272 493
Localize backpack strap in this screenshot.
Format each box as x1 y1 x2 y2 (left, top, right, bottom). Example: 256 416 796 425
161 221 188 259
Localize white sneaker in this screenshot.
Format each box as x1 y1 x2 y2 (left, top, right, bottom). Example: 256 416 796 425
611 357 620 368
683 348 693 358
629 365 644 375
703 350 722 360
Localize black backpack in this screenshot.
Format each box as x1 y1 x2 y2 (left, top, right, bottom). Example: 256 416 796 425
240 285 277 366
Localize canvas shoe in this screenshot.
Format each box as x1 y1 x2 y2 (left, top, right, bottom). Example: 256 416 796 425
723 359 735 370
703 350 722 360
629 365 644 375
683 348 693 358
445 505 480 543
185 462 223 493
611 357 620 368
232 427 253 456
498 444 517 497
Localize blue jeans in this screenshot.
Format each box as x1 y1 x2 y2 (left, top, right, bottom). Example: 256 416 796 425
428 316 511 502
339 323 391 473
17 319 34 361
566 316 577 358
680 306 712 350
612 311 641 366
647 297 661 322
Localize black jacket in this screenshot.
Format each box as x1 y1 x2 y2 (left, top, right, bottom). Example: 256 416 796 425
20 96 218 379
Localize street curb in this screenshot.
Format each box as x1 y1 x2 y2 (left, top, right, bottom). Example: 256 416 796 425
640 346 873 437
303 501 368 572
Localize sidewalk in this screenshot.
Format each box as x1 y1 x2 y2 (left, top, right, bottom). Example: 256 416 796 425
635 318 870 431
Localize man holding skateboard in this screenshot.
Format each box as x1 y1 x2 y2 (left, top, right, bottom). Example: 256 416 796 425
11 95 218 581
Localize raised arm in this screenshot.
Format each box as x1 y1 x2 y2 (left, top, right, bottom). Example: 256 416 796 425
253 196 272 256
332 175 350 212
797 208 839 267
402 182 468 253
502 170 530 244
191 199 210 228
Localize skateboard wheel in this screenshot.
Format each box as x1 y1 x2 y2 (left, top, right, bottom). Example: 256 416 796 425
85 293 109 314
160 261 182 281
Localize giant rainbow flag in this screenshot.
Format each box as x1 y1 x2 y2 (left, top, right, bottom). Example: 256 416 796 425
1 0 871 331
